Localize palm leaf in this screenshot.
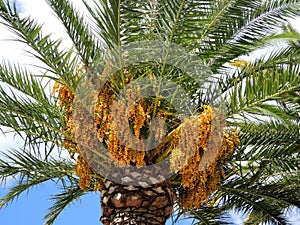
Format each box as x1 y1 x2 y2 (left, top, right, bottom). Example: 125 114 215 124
46 0 101 65
0 0 77 85
44 185 85 225
0 150 75 209
0 86 63 147
83 0 120 49
0 62 64 149
120 1 160 43
224 61 300 117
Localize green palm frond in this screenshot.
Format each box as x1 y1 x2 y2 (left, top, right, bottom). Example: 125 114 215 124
46 0 101 65
238 121 299 156
190 115 300 224
150 0 300 67
0 1 77 84
83 0 120 49
221 184 297 225
120 1 160 43
0 62 64 148
0 150 75 209
264 26 300 66
0 149 87 225
234 122 299 191
44 185 84 225
0 86 62 146
0 61 49 101
216 120 300 224
189 205 231 225
223 61 300 118
206 0 300 68
219 165 300 224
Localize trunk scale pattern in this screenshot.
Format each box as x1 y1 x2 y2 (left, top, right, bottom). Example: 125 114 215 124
100 171 176 225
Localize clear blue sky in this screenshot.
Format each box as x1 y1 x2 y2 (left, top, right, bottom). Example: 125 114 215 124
0 181 102 225
0 181 195 225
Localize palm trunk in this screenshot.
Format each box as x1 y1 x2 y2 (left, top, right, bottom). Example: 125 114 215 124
100 177 176 225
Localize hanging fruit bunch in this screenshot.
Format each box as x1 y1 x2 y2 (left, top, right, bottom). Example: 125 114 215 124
52 62 240 209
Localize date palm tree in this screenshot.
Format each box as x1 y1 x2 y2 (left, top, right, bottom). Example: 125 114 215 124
0 0 300 224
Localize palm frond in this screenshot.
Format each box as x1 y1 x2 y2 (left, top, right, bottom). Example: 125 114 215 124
46 0 101 65
120 1 160 43
191 116 300 224
189 205 231 225
224 61 300 117
44 185 84 225
220 184 298 225
0 0 77 84
83 0 120 49
0 61 49 101
156 0 186 43
213 118 300 224
207 0 300 69
157 0 300 69
221 167 300 224
191 168 300 225
264 26 300 65
234 121 299 182
0 81 63 146
0 150 75 209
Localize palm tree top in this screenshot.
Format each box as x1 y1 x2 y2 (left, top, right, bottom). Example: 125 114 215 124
0 0 299 224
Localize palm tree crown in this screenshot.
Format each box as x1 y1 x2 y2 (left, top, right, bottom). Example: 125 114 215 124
0 0 299 224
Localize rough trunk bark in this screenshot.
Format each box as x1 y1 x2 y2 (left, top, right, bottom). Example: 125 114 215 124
100 176 176 225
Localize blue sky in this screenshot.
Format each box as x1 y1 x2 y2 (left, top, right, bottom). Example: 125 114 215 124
0 181 102 225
